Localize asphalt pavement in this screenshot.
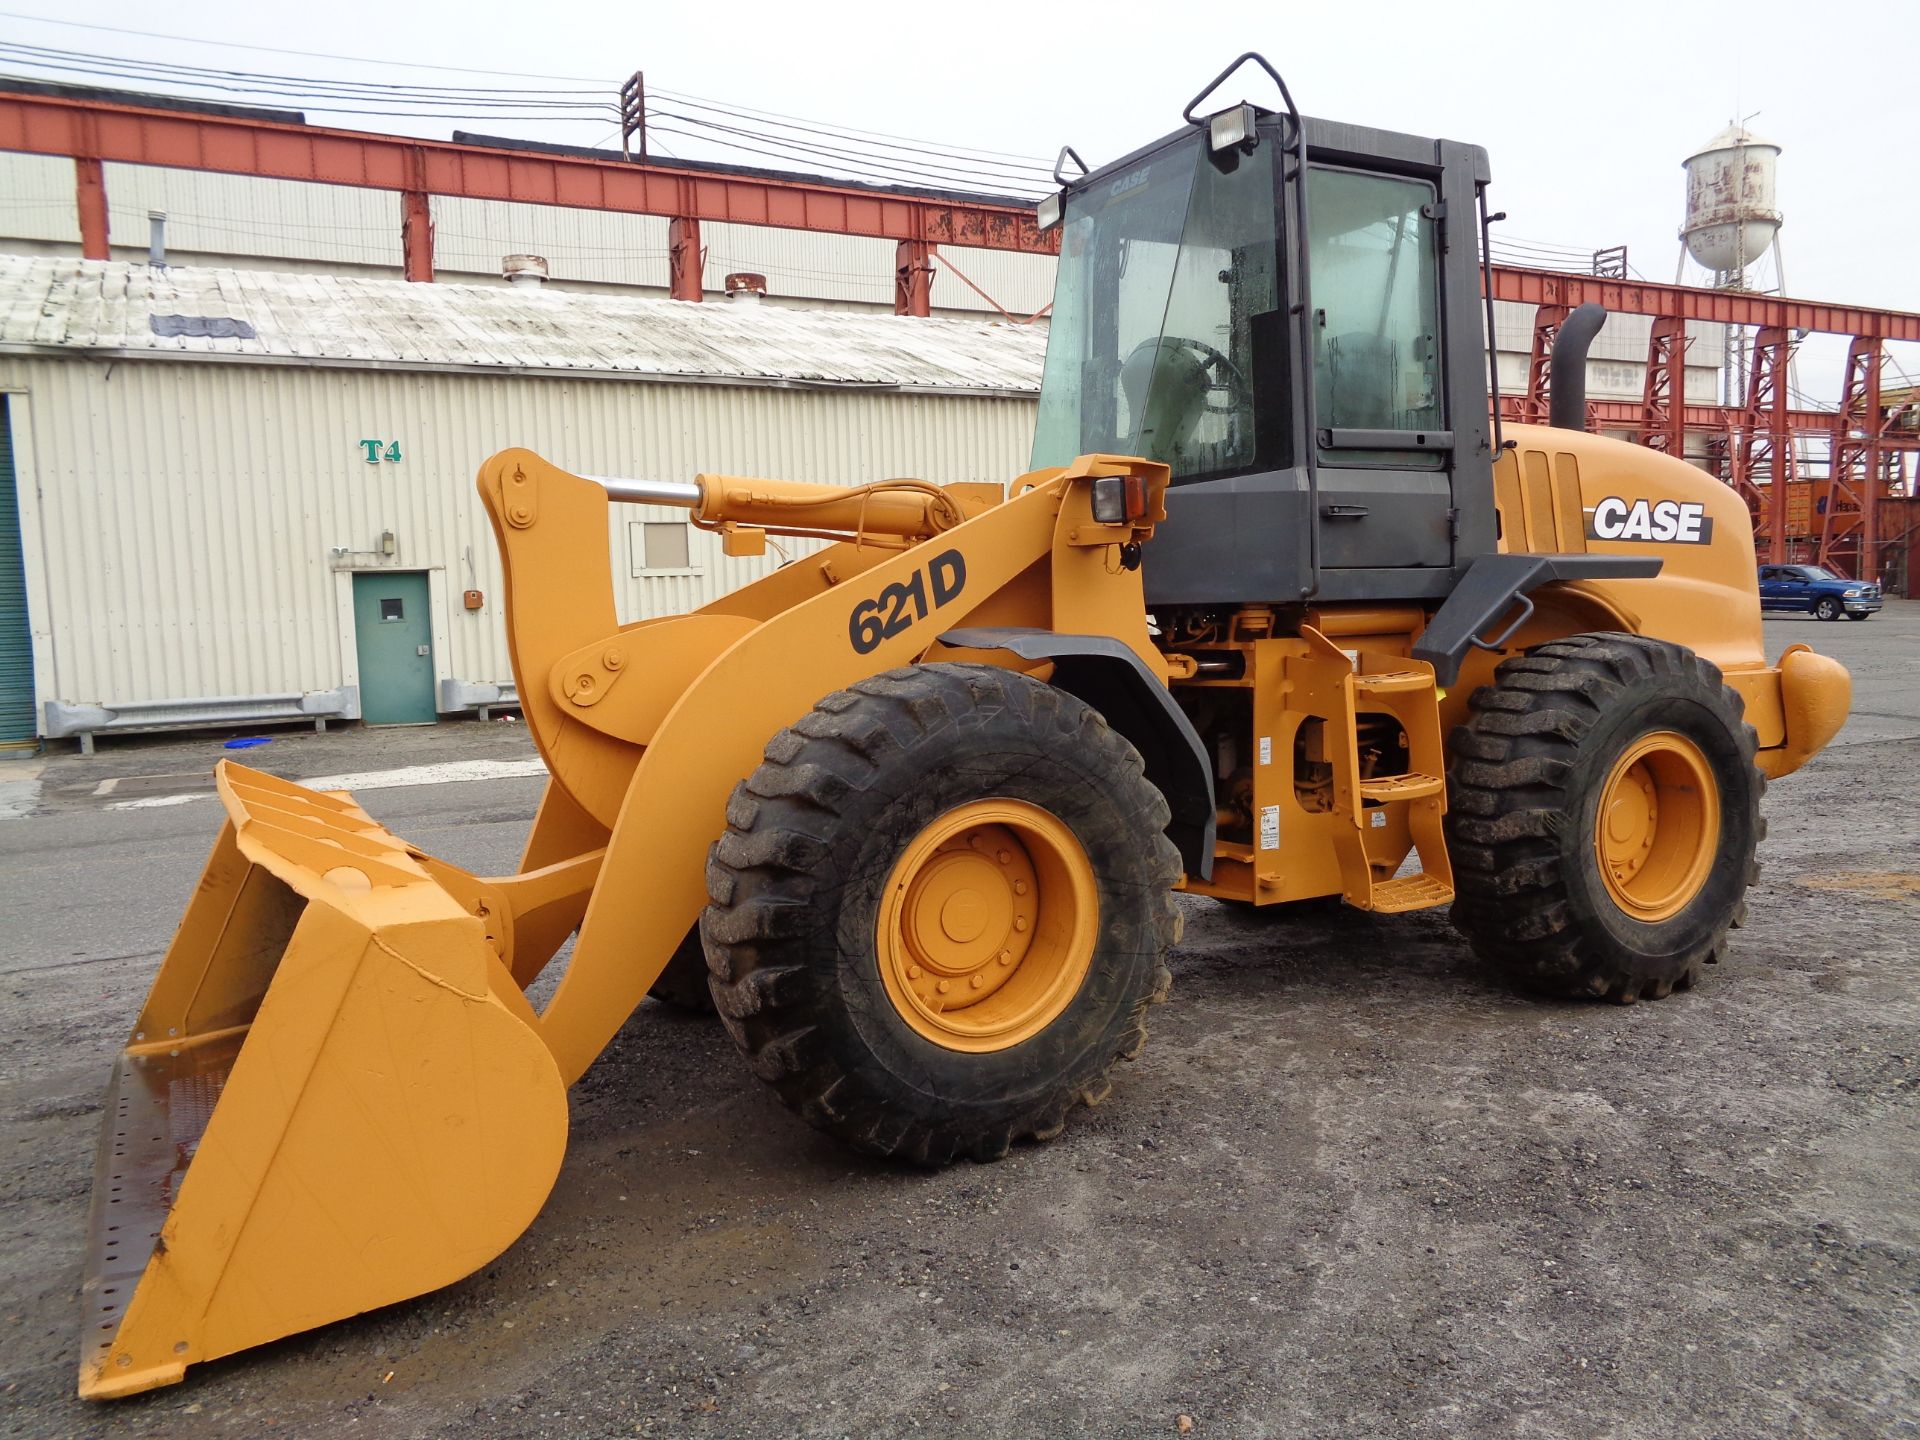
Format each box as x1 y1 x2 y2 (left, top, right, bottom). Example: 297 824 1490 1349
1 606 1915 1439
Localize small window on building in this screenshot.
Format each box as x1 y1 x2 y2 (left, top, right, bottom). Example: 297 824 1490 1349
379 597 404 621
630 520 699 575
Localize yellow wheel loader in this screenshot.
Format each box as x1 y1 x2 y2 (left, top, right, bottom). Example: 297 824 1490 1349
77 54 1852 1399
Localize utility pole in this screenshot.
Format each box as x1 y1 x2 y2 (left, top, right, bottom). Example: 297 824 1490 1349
620 72 646 161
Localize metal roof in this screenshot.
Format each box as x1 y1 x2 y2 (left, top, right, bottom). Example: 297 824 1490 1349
0 256 1047 395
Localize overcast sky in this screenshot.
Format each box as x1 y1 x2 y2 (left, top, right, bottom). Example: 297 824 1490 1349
7 0 1916 395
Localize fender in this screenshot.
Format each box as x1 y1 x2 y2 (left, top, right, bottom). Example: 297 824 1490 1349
941 626 1216 881
1414 553 1661 686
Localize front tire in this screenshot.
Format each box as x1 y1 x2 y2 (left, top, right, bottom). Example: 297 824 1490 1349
1845 610 1871 621
1445 634 1764 1002
1815 596 1842 621
702 664 1181 1164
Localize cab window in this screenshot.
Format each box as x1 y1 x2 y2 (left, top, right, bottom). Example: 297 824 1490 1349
1306 167 1445 465
1032 132 1284 484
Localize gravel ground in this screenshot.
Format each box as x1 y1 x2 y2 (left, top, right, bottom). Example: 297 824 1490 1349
2 606 1916 1439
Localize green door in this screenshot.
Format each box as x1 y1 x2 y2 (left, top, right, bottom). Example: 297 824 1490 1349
0 397 35 747
352 572 437 726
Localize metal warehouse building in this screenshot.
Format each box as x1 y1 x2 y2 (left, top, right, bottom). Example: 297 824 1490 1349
0 256 1044 748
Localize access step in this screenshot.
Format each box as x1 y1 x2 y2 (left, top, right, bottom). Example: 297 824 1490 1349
1355 668 1436 696
1362 872 1455 914
1357 771 1445 802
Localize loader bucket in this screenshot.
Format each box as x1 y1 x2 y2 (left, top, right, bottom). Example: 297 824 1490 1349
77 762 568 1400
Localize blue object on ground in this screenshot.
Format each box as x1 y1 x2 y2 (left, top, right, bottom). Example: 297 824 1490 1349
223 736 273 750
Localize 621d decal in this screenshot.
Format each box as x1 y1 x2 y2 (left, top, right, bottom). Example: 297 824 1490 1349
849 550 967 654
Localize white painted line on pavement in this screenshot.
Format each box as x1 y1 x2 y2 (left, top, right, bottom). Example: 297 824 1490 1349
298 758 549 792
103 756 549 812
107 792 208 811
92 777 119 797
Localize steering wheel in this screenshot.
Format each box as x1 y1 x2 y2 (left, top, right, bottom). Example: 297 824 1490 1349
1125 336 1254 416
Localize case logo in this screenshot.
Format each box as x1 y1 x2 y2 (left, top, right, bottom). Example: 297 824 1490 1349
1586 497 1714 545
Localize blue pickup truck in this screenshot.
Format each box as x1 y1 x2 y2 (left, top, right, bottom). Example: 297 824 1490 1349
1758 564 1883 621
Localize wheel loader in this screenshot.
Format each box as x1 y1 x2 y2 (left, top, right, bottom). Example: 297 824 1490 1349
77 54 1852 1399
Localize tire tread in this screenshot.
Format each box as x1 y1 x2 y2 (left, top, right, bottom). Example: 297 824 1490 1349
1445 632 1765 1002
705 663 1179 1164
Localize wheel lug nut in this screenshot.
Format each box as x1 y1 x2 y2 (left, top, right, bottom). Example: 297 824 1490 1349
1013 881 1029 895
1013 918 1029 933
970 974 983 989
937 980 950 994
999 950 1012 966
997 850 1012 864
907 965 923 979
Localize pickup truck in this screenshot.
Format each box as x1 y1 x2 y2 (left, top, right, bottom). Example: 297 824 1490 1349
1758 563 1883 621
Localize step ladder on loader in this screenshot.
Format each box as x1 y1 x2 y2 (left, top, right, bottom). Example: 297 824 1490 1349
1299 632 1455 914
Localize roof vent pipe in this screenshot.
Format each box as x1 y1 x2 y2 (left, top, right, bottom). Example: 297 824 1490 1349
503 254 549 288
724 272 767 303
1548 303 1608 431
147 210 166 268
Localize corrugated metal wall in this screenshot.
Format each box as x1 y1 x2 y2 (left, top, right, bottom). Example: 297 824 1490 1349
0 354 1038 719
0 155 1056 313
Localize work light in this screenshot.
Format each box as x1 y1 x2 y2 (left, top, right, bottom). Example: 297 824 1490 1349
1208 102 1258 154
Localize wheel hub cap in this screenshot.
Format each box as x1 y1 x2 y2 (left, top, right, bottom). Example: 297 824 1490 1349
1594 731 1722 923
876 800 1098 1053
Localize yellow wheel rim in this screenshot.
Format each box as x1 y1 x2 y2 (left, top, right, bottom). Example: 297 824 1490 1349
875 799 1098 1053
1594 730 1721 923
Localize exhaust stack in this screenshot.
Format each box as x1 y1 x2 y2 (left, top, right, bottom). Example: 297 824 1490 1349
1548 303 1608 432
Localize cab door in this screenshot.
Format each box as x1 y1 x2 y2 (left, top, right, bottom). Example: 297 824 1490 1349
1306 165 1452 571
1757 566 1783 610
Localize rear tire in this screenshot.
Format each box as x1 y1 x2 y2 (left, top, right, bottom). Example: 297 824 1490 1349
1815 596 1842 621
702 663 1181 1164
648 927 716 1012
1445 633 1764 1002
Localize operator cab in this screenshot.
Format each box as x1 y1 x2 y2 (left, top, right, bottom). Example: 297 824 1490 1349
1031 55 1496 606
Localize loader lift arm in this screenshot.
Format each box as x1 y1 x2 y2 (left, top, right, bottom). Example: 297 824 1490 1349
480 450 1175 1085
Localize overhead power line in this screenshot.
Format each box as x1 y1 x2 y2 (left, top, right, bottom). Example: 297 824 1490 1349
648 111 1049 193
0 39 608 94
0 42 616 121
645 123 1046 197
651 97 1051 180
0 8 612 83
0 24 1055 197
648 85 1053 168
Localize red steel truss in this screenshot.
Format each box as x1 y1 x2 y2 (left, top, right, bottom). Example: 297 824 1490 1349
1520 303 1567 425
1486 267 1920 345
1818 338 1891 580
1495 286 1919 582
1639 316 1689 457
0 88 1052 301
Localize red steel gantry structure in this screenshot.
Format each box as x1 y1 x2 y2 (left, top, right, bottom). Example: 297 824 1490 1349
1496 271 1919 585
2 87 1916 584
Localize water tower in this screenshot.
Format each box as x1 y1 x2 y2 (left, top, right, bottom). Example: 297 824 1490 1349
1679 124 1783 286
1677 124 1786 409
